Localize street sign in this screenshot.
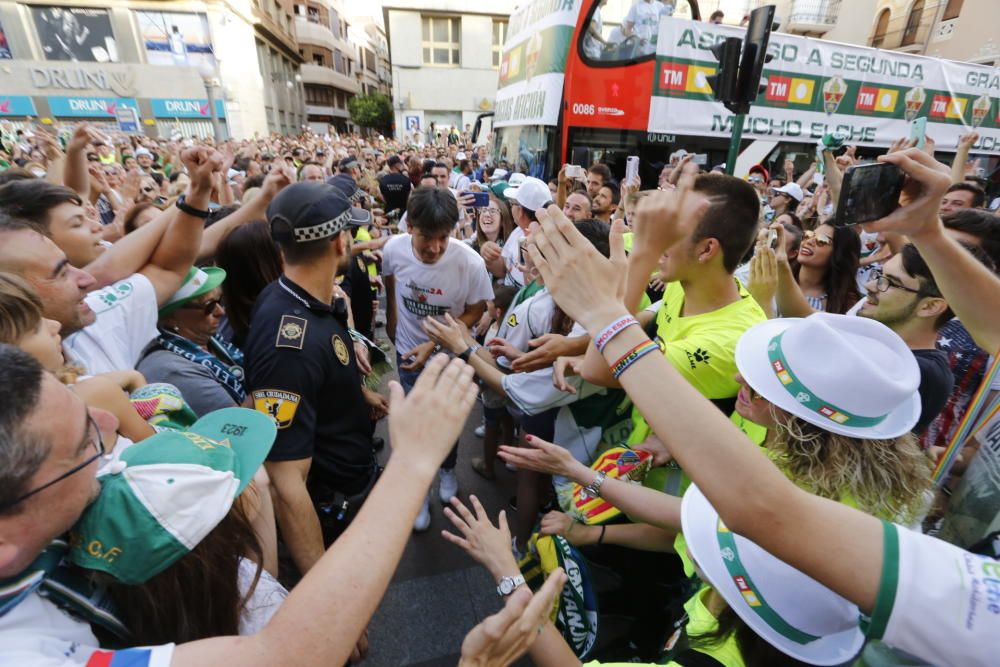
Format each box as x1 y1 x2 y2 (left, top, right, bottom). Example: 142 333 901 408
115 105 141 134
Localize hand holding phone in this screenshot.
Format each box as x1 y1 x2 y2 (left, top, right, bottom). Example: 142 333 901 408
460 191 490 208
834 163 905 227
909 117 927 151
625 156 639 184
566 165 586 180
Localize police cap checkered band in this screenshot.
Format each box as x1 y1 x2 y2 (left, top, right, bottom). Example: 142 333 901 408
267 182 367 244
291 209 353 242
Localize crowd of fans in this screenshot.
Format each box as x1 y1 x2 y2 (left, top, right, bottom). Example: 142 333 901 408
0 118 999 667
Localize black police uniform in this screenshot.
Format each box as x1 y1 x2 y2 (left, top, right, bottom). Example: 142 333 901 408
245 278 376 547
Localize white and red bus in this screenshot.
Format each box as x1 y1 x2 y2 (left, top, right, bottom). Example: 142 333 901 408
486 0 1000 185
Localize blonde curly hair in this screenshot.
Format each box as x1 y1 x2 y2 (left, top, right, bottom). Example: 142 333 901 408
768 411 932 524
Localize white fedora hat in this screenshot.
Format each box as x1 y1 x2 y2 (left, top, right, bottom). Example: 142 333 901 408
735 312 920 439
682 484 865 665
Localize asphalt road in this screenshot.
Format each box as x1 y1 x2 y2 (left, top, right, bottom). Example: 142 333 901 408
359 320 531 666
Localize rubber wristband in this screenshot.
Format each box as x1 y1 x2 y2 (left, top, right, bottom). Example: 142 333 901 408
609 340 657 372
598 525 606 545
611 341 660 379
594 315 639 352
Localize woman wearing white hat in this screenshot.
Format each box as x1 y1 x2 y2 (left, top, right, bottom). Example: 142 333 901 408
498 148 1000 667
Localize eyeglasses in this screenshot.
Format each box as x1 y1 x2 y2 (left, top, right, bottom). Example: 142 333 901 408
3 413 106 511
803 230 833 247
871 268 924 296
482 207 500 216
748 177 763 184
181 297 223 315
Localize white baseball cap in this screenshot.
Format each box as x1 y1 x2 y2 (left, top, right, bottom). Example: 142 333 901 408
735 312 920 439
682 484 866 665
490 168 509 182
505 176 552 212
507 173 527 187
456 151 467 160
773 182 805 202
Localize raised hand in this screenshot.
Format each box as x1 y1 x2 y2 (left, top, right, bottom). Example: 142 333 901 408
388 354 478 472
457 569 567 667
442 495 516 576
552 355 583 394
510 333 569 372
869 148 952 241
498 435 587 480
423 313 470 354
262 165 296 199
631 163 710 258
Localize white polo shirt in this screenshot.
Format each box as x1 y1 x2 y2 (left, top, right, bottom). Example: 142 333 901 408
864 520 1000 667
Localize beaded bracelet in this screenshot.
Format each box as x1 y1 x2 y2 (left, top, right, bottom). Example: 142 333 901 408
610 341 660 379
594 315 639 352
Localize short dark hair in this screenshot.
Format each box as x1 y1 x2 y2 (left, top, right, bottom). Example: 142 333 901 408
943 208 1000 270
599 183 621 206
898 243 952 329
588 163 612 184
946 182 986 208
710 10 724 19
407 187 457 236
0 180 82 231
690 174 761 273
0 344 49 514
573 219 611 258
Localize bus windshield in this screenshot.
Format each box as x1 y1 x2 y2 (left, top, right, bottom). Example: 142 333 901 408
492 124 556 179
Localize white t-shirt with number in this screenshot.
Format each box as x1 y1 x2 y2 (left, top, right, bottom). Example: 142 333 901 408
383 234 494 355
64 273 159 375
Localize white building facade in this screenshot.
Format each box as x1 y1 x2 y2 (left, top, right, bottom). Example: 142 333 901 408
383 0 517 141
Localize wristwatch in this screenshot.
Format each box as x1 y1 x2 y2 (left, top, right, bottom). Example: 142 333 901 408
176 194 210 219
580 470 607 501
496 574 526 597
458 343 482 362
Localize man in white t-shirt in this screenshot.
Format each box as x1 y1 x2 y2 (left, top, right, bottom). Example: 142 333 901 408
383 187 493 530
0 148 225 374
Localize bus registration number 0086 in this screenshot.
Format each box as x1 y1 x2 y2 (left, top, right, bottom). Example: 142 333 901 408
571 103 596 115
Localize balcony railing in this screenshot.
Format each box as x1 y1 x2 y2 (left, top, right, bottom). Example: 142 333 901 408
786 0 842 32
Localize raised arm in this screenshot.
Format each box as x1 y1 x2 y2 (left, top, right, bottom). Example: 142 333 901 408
171 355 479 667
952 132 978 184
140 148 224 306
197 166 294 263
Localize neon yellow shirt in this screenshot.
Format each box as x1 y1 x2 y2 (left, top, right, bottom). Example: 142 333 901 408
354 227 379 279
628 280 767 446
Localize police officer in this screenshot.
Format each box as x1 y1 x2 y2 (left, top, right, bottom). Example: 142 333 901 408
244 182 388 580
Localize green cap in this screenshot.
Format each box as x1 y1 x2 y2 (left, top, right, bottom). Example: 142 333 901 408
159 266 226 316
68 407 276 584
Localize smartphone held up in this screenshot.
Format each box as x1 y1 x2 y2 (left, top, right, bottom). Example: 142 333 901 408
834 162 905 227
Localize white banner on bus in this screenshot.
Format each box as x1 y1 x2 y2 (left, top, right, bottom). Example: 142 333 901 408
494 0 583 128
648 19 1000 154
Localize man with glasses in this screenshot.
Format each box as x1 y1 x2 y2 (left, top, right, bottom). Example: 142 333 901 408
857 244 955 433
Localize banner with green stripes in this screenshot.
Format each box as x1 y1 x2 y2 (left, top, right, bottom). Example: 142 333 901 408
495 0 583 128
649 19 1000 154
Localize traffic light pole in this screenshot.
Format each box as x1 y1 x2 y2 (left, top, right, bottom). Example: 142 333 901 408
724 113 745 176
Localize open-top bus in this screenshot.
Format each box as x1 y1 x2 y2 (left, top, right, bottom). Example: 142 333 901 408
486 0 1000 186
